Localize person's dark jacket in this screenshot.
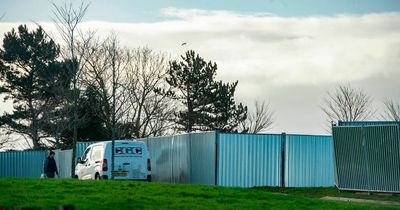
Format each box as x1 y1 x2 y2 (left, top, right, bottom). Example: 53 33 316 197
43 156 58 178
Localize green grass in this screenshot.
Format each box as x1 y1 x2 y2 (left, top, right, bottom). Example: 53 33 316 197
0 179 399 210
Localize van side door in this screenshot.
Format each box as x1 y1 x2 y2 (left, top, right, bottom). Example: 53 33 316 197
80 147 92 180
88 145 103 179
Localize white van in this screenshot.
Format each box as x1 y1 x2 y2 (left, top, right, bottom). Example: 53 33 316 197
74 140 151 180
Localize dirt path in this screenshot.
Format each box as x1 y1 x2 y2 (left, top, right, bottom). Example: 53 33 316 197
322 196 400 206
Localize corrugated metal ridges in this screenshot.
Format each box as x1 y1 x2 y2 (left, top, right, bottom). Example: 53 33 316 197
333 125 400 193
146 134 192 183
171 134 191 183
338 121 400 126
364 126 400 192
285 135 334 187
190 132 216 185
333 126 369 190
217 133 282 187
144 132 217 185
0 150 46 178
147 135 176 182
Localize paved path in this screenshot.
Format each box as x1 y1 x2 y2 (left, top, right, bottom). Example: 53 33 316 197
321 196 400 206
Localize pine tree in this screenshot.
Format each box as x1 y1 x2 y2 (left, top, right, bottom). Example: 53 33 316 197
162 50 247 132
0 25 71 149
59 85 109 145
209 81 247 132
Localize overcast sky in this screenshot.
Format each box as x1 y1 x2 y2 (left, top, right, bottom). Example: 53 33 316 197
0 0 399 136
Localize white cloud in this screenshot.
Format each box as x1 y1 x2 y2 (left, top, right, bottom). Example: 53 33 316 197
0 9 399 135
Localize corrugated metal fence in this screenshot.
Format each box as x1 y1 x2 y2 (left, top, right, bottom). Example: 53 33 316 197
144 132 216 185
217 133 282 187
190 132 216 185
0 132 335 187
0 149 72 178
333 123 400 193
0 150 46 178
139 132 334 188
285 134 334 187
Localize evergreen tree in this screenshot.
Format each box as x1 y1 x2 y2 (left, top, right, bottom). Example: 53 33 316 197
0 25 70 149
39 59 76 148
59 85 109 145
209 81 247 132
163 50 247 132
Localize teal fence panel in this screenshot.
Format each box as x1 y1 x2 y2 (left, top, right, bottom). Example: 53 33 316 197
0 150 47 178
146 134 191 183
333 125 400 193
190 132 217 185
285 134 334 187
217 133 282 187
143 132 217 184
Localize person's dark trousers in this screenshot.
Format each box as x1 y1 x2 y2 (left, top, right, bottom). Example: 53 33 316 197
46 172 55 178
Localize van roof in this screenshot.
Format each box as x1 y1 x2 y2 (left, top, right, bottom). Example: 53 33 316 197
89 140 144 146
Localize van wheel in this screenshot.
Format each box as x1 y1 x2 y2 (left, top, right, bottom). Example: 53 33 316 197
95 173 100 180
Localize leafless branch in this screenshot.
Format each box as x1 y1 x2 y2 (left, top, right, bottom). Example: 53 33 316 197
382 98 400 121
52 1 89 56
124 47 175 138
240 100 274 133
321 84 374 124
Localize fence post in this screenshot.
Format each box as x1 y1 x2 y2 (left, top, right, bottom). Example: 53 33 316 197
214 131 219 186
281 132 286 188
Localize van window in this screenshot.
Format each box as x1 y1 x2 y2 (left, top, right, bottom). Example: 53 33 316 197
81 147 91 161
91 145 103 161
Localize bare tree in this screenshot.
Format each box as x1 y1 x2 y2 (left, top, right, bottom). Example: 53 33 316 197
81 35 130 137
107 35 130 140
124 47 175 138
382 98 400 121
52 0 91 176
81 37 112 134
52 1 90 58
322 84 374 124
83 34 133 179
81 37 177 177
105 35 128 180
240 100 274 133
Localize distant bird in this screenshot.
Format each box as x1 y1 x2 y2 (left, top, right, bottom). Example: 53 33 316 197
181 42 187 46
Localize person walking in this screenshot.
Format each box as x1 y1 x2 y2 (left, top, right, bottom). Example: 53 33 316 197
43 151 59 178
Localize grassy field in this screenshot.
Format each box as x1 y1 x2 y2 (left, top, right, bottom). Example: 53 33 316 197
0 179 399 210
